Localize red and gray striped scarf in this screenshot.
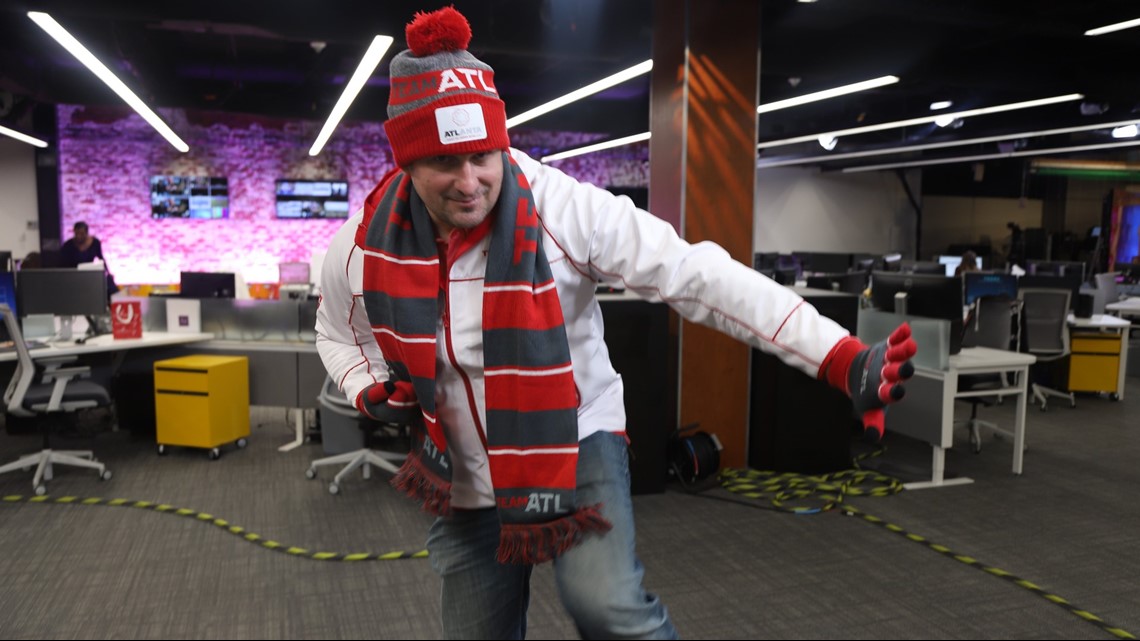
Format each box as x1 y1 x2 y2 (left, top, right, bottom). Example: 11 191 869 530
356 152 610 564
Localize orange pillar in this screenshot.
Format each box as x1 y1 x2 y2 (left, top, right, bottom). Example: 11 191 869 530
649 0 760 468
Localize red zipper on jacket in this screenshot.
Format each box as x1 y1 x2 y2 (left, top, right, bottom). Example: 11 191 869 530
438 236 490 450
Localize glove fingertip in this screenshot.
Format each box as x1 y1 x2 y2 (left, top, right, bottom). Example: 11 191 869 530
899 361 915 379
889 322 912 344
891 383 906 401
861 409 885 443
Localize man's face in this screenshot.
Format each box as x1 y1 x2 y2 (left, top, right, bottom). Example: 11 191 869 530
74 227 89 244
407 151 503 237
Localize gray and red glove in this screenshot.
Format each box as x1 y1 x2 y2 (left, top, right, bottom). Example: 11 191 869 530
355 380 418 423
821 323 917 442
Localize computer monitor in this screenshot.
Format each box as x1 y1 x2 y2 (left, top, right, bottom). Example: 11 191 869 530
0 250 12 272
1017 273 1082 311
753 252 779 271
278 262 311 285
1026 260 1086 281
908 261 947 275
0 271 15 315
871 271 965 354
964 272 1018 305
180 271 237 299
938 254 983 277
0 271 15 342
755 267 796 286
806 272 867 295
796 251 852 274
15 268 108 317
774 254 804 281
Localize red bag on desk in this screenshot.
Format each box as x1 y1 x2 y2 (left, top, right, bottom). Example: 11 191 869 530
111 300 142 339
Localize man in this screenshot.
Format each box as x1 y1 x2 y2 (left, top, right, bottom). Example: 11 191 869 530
60 221 119 298
315 7 916 640
60 221 106 268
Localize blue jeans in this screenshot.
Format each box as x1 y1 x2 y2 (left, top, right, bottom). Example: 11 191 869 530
426 431 678 640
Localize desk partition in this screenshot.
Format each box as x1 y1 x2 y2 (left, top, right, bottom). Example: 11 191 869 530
859 310 951 449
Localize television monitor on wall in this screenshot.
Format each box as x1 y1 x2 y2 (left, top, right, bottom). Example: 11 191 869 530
275 180 350 219
151 176 229 219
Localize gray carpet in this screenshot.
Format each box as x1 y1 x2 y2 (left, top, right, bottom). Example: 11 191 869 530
1 378 1139 640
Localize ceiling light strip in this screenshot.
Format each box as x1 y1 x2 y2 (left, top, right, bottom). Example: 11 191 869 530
757 75 899 114
506 60 653 129
541 132 651 163
840 140 1140 174
757 93 1085 150
757 119 1140 168
1085 17 1140 36
27 11 189 153
309 35 394 156
0 124 49 148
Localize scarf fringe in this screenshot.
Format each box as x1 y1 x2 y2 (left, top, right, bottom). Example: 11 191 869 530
390 455 453 516
496 504 613 565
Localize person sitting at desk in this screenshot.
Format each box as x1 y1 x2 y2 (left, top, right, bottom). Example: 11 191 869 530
955 250 980 277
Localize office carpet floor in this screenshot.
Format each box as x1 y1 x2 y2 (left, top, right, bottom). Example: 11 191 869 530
0 378 1138 640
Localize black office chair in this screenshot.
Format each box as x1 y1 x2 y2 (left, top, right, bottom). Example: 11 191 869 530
0 304 113 495
957 296 1020 453
304 377 411 495
1019 287 1075 411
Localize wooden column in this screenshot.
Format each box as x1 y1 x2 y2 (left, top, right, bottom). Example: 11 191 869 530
649 0 760 468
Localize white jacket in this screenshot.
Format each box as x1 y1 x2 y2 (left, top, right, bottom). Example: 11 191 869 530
315 148 850 509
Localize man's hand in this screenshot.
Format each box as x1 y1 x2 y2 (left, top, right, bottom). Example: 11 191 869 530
355 380 418 423
847 323 917 442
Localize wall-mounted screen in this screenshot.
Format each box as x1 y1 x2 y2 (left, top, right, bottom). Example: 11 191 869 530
275 180 350 219
151 176 230 219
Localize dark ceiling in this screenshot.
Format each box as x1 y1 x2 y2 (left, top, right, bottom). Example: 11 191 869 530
2 0 1139 171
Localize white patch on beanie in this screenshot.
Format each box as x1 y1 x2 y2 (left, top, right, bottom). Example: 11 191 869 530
435 104 488 145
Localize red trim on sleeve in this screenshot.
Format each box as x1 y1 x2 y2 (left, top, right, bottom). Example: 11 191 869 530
818 336 867 395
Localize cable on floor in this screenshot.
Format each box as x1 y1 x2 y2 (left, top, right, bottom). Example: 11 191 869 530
679 448 1136 640
1 494 428 562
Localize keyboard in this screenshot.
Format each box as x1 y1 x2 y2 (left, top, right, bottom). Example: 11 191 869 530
0 339 50 352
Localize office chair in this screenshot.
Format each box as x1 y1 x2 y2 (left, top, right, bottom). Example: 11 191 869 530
304 377 410 495
1094 271 1121 307
1018 288 1075 411
956 296 1020 453
0 305 112 495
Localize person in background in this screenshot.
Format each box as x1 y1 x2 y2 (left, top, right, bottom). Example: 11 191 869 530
60 221 105 268
60 221 118 297
315 7 917 640
955 249 980 276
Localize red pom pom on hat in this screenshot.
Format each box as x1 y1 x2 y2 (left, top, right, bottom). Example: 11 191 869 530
406 6 472 56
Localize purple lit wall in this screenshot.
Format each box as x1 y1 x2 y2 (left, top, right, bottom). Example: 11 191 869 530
57 105 648 285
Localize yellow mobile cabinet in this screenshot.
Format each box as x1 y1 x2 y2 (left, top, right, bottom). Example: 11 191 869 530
1068 332 1123 398
154 355 250 459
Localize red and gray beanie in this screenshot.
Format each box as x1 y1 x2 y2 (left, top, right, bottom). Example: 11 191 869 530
383 7 510 168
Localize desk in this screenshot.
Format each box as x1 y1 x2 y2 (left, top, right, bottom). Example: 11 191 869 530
886 347 1036 490
1069 314 1131 400
1106 297 1140 317
0 332 214 365
190 340 322 452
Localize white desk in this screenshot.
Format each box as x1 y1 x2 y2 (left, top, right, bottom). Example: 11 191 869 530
1106 297 1140 317
0 331 214 364
891 346 1037 490
1069 314 1131 401
196 339 320 452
